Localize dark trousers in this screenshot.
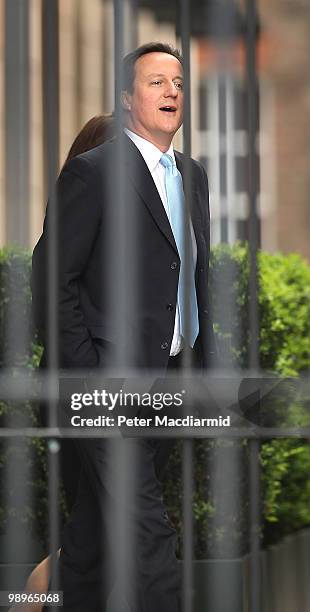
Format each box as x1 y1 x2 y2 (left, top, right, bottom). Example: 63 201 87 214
58 353 186 612
59 437 180 611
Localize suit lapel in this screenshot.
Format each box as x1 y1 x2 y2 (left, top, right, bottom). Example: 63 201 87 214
120 136 205 260
122 135 178 253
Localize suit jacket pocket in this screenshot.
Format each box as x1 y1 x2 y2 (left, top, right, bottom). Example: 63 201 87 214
92 337 113 369
87 323 119 344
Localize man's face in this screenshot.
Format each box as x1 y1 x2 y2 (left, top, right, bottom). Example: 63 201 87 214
124 52 184 150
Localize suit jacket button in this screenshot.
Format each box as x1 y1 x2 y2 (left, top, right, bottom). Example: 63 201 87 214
170 262 177 270
166 303 174 311
200 267 204 273
161 342 169 350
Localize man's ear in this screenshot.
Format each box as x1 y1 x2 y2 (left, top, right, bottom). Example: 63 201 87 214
121 90 132 111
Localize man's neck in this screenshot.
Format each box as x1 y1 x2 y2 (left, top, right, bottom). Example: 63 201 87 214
124 125 173 153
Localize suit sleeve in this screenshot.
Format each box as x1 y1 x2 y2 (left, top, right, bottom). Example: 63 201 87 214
32 156 101 368
197 161 220 366
200 162 211 229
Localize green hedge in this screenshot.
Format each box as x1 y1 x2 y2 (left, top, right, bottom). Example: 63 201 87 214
164 244 310 557
0 244 310 557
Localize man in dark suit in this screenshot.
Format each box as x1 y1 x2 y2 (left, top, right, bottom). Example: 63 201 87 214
32 42 216 612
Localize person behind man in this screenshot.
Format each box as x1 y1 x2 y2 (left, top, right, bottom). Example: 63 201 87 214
38 114 115 513
10 114 114 612
32 42 216 612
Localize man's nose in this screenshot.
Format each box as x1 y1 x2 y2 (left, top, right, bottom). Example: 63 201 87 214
163 81 178 97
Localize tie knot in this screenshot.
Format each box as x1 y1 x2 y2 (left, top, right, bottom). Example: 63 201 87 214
160 153 174 169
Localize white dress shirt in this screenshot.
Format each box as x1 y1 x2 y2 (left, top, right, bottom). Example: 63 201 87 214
124 128 197 356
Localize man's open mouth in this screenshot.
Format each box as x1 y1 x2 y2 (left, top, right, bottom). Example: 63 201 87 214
159 106 177 113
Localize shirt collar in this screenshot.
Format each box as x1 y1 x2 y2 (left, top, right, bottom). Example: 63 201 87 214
124 128 175 172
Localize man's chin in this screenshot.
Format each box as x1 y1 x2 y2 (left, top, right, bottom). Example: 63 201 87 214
160 123 181 136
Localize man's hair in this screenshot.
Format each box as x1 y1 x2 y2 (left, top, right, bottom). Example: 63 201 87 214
122 42 183 94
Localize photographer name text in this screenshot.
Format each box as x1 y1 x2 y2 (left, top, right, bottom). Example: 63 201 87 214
68 389 231 428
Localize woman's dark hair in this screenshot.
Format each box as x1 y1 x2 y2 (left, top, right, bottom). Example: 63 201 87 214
122 42 183 94
64 113 114 164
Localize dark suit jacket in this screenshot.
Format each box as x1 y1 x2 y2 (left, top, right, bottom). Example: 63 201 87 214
32 134 217 370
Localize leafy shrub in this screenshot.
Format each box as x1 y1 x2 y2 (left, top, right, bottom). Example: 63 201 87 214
164 244 310 557
0 244 309 556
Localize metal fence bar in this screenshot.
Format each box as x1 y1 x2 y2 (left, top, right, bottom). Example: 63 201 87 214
249 438 261 611
246 0 260 367
1 370 310 395
3 0 34 587
179 2 195 609
113 0 124 129
182 440 194 612
42 0 59 417
245 0 261 609
42 0 60 596
112 0 136 368
179 0 194 371
108 3 138 609
1 3 309 611
47 438 60 592
4 0 30 247
0 426 310 439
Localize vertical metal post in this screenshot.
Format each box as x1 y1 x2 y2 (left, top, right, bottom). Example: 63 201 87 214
4 0 30 246
182 440 194 612
122 0 138 53
246 0 260 368
225 74 237 245
113 0 129 368
245 0 261 610
208 74 221 245
101 0 115 112
42 0 59 376
114 0 124 132
107 3 136 609
111 0 138 370
249 438 261 611
126 0 138 50
75 0 83 129
218 75 228 243
3 0 32 579
179 0 194 371
179 3 194 610
42 0 60 595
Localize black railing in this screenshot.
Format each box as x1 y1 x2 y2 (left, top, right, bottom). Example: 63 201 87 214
1 1 309 611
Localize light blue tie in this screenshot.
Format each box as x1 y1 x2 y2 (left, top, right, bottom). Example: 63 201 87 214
160 153 199 347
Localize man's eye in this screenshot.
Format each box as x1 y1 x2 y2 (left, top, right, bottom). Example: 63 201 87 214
151 80 162 86
174 82 183 90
